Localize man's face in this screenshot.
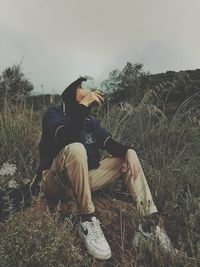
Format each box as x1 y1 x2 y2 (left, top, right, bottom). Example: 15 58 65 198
76 87 90 103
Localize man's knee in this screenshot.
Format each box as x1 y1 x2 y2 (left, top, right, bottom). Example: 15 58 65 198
64 142 87 160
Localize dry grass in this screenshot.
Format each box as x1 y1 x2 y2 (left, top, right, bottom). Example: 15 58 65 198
0 94 200 266
0 98 40 188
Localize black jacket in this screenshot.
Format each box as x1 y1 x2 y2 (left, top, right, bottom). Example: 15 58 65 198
37 103 129 174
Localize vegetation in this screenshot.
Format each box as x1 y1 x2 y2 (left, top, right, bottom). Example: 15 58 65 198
0 63 200 266
0 64 33 108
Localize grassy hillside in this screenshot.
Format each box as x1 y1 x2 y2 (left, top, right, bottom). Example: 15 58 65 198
0 68 200 267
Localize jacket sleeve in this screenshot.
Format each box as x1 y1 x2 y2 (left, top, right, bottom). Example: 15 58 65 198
94 119 131 158
43 104 89 146
104 137 131 158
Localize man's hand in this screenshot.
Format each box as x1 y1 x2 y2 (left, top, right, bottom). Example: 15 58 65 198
121 149 140 180
79 90 104 107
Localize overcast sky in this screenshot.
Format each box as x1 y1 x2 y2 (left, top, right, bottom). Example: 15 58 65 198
0 0 200 94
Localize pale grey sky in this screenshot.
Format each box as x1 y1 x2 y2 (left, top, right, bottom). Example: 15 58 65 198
0 0 200 94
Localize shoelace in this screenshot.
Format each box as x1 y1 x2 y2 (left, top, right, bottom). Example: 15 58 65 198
86 219 104 241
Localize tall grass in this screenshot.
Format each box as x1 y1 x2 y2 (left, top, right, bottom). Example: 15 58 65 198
0 98 40 188
95 93 200 265
0 92 200 266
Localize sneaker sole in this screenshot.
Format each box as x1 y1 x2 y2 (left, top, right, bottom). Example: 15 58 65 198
87 247 112 260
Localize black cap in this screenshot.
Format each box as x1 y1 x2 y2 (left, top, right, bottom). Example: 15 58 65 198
61 77 87 103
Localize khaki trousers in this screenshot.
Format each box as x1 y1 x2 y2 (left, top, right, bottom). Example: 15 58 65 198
41 142 157 217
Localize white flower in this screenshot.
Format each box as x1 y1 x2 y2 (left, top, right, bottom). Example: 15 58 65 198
0 163 17 176
8 179 18 189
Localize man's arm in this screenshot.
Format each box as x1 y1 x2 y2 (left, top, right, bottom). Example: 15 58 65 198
104 137 130 158
105 136 140 179
94 119 132 157
94 118 141 178
45 91 104 146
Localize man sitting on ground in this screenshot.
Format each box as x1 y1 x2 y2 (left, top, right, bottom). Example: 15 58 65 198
37 77 173 260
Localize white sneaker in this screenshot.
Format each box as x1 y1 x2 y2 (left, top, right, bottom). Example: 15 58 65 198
78 216 112 260
154 225 174 253
133 224 174 254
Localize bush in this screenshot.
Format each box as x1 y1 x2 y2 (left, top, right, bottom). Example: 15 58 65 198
0 64 33 107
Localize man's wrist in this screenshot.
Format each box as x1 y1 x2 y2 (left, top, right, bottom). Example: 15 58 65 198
79 101 88 107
